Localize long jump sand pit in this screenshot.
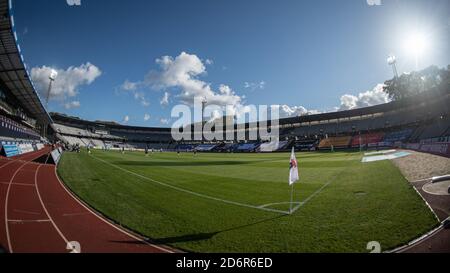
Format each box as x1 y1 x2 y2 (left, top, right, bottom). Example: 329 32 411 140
391 150 450 182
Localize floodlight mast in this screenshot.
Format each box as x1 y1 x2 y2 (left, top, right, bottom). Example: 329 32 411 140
201 97 207 142
201 97 208 126
387 55 398 78
45 69 58 108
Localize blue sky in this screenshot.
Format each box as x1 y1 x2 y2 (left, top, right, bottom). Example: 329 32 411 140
12 0 450 127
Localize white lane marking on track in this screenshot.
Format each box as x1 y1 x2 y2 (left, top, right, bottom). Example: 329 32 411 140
10 183 35 187
1 149 49 171
52 165 174 253
0 159 17 170
8 219 51 223
4 161 31 253
12 209 41 215
0 182 35 187
390 218 449 253
62 212 91 217
35 165 77 253
91 154 291 215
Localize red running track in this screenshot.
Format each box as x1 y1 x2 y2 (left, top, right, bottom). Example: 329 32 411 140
0 148 174 253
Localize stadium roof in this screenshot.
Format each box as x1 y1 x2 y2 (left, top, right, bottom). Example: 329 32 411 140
51 112 172 132
51 88 450 132
0 0 52 124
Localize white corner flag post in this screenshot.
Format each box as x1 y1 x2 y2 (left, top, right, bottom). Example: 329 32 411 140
289 147 299 214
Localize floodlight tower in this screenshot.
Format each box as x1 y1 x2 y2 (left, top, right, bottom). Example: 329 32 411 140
387 55 398 79
201 97 207 142
201 97 207 125
45 69 58 108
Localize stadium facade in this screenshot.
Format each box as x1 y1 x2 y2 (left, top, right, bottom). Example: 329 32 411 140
49 87 450 156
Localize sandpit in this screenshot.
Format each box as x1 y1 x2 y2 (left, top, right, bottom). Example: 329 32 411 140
391 150 450 182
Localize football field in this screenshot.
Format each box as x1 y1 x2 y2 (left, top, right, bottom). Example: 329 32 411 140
57 149 438 252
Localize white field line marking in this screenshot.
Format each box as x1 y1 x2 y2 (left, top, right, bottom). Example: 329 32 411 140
290 157 358 214
4 161 30 253
35 165 75 253
258 202 302 209
52 166 174 253
288 203 303 214
296 179 334 209
91 154 291 215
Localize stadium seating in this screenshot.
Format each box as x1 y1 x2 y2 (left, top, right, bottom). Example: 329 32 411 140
176 144 195 151
213 143 237 152
0 115 41 140
195 144 218 151
235 143 260 152
258 140 289 152
351 132 385 147
46 88 450 153
383 129 413 143
318 136 352 149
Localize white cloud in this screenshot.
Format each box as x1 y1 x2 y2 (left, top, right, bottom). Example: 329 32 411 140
146 52 241 107
219 84 233 95
160 118 169 125
31 62 102 101
118 80 150 107
269 84 389 119
339 84 390 110
134 91 150 107
123 115 130 124
366 0 381 6
278 105 321 118
144 113 151 121
64 101 81 110
121 80 139 91
205 59 214 65
160 92 170 106
244 81 266 91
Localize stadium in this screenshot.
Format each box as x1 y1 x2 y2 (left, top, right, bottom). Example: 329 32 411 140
0 0 449 255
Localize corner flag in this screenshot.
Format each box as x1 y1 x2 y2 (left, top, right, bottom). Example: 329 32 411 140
289 147 299 185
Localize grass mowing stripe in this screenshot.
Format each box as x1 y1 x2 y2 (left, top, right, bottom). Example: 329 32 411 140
90 154 291 214
94 151 341 205
58 150 438 252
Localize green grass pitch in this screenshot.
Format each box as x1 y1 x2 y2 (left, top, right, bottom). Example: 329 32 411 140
57 149 438 252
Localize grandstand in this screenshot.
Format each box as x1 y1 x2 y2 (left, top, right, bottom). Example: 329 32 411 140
350 132 385 148
258 140 290 152
318 136 352 149
0 0 49 157
50 112 174 150
47 85 450 154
